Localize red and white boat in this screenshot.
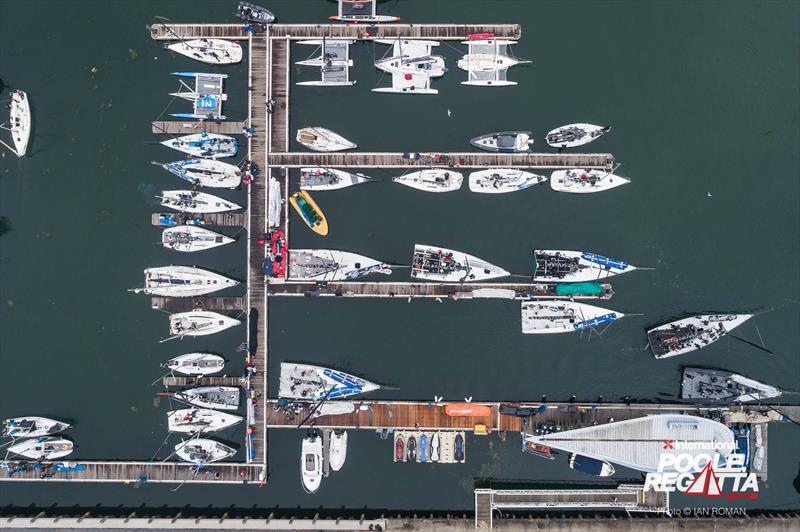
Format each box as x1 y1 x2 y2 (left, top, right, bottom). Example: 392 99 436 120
270 230 287 278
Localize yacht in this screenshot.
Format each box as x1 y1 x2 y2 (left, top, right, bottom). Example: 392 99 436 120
167 40 242 65
521 301 624 334
411 244 509 282
648 314 753 359
130 266 238 297
159 190 241 213
468 169 546 193
162 225 235 252
393 169 463 192
296 127 356 152
550 169 629 193
168 311 241 338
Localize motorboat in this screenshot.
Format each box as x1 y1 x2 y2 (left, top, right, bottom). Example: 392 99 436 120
296 40 355 87
3 417 70 439
174 438 236 463
9 90 31 156
468 169 547 193
550 169 629 193
521 301 624 334
278 362 380 400
156 159 241 188
130 266 238 297
299 167 372 190
168 311 241 338
681 367 783 404
373 39 445 95
172 386 241 410
648 314 753 359
236 1 275 24
411 244 509 282
162 225 235 252
569 454 616 477
301 433 323 493
470 131 533 152
296 127 356 152
328 430 347 472
393 169 463 192
160 133 238 158
167 40 242 65
458 39 530 86
159 190 241 213
287 249 392 281
162 352 225 376
546 123 611 149
289 190 329 235
8 437 73 460
330 0 399 23
445 404 492 417
532 250 637 282
167 408 242 434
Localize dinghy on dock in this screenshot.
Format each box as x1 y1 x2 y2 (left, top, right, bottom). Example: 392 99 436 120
167 408 242 434
167 40 242 65
162 225 234 252
546 124 610 149
521 301 624 334
411 244 509 282
648 314 753 359
3 417 70 439
393 169 463 192
296 127 356 152
287 249 391 281
162 353 225 376
300 167 372 190
8 90 31 157
278 362 381 400
175 438 236 463
160 190 241 213
130 266 238 297
550 169 629 193
161 133 238 158
157 159 241 188
533 250 637 282
470 131 532 153
168 311 241 338
172 386 241 410
681 367 783 404
301 432 323 493
468 169 546 193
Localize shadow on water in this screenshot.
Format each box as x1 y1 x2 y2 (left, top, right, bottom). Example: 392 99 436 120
0 216 11 237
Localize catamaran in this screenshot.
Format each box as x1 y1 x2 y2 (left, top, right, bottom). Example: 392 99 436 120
167 408 242 434
290 190 329 235
287 249 392 281
373 39 445 95
162 225 235 252
533 250 637 282
3 417 70 439
169 311 241 338
470 131 533 152
279 362 381 400
296 40 355 86
330 0 399 23
7 90 31 157
175 438 236 463
163 353 225 376
159 190 241 213
156 159 241 188
8 437 73 460
161 133 238 158
130 266 238 297
299 167 372 190
236 2 275 24
411 244 509 282
169 72 228 120
648 314 753 359
550 169 630 193
296 127 356 152
468 169 547 193
171 386 241 411
329 430 347 472
167 40 242 65
301 432 323 494
458 39 530 86
681 367 783 404
393 169 463 192
521 301 624 334
546 124 611 149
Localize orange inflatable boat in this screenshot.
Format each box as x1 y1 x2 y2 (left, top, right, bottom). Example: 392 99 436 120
444 404 492 417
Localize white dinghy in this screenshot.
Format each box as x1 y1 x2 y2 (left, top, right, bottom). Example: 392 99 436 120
160 133 238 158
287 249 392 281
296 127 356 152
393 169 463 192
8 437 73 460
533 250 637 282
301 432 324 493
550 169 629 193
8 90 31 157
546 123 611 149
167 408 242 434
468 169 547 193
162 225 235 252
175 438 236 463
521 301 624 334
172 386 240 411
300 167 372 191
168 311 241 338
163 352 225 376
648 314 753 359
329 430 348 472
167 39 243 65
160 190 241 213
3 417 70 439
278 362 381 400
411 244 509 282
130 266 238 297
157 159 242 188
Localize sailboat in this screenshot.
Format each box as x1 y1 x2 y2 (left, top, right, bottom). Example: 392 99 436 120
162 225 235 252
130 266 238 297
458 39 530 86
167 408 242 434
329 431 348 472
521 301 624 334
8 90 31 157
287 249 392 281
411 244 509 282
160 133 238 158
648 314 753 359
470 131 533 152
174 438 236 463
393 169 463 192
330 0 399 23
532 250 637 282
8 437 74 460
167 40 242 65
546 124 611 149
468 169 547 193
159 190 241 213
156 159 241 188
289 191 329 235
301 432 323 493
162 352 225 376
550 169 629 193
171 386 241 410
168 311 241 338
278 362 381 400
296 40 355 87
681 367 783 403
299 167 372 191
3 417 70 439
236 2 275 24
296 127 356 152
169 72 228 120
373 39 445 95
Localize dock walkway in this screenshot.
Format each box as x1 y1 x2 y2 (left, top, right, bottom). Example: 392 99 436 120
150 296 245 312
150 212 246 227
152 120 245 135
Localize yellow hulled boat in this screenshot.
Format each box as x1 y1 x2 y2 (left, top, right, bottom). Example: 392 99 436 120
289 190 329 236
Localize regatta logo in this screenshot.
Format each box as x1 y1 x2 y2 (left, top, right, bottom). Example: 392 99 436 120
644 453 759 500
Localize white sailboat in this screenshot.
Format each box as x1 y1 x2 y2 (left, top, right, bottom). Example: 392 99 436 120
296 127 356 152
470 131 533 153
162 225 235 252
301 433 323 493
296 40 355 87
160 190 241 213
172 386 240 411
167 39 243 65
550 169 630 193
533 250 637 282
167 408 242 434
157 159 242 189
287 249 392 281
411 244 509 282
3 417 70 439
458 39 530 86
168 311 241 338
174 438 236 463
278 362 381 400
163 352 225 376
130 266 238 297
299 167 372 191
8 437 73 460
8 90 31 157
393 169 463 192
521 301 624 334
468 169 547 193
546 123 611 149
160 133 238 158
373 39 445 95
329 431 347 472
330 0 399 23
648 314 753 359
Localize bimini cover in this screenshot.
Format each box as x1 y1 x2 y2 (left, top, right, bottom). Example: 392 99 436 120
554 282 604 296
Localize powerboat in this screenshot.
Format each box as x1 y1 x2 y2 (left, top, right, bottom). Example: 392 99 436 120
289 191 329 236
287 249 392 281
8 90 31 157
130 266 238 297
550 169 629 193
546 123 611 149
236 1 275 24
411 244 509 282
174 438 236 463
159 190 241 213
167 408 242 434
167 40 242 65
458 39 530 86
301 433 323 493
160 133 238 158
299 167 372 190
521 301 624 334
162 225 235 252
3 417 70 439
373 39 445 95
296 40 355 87
533 250 637 282
648 314 753 359
8 437 73 460
156 159 241 188
296 127 356 152
162 352 225 376
172 386 241 410
328 430 347 472
393 169 463 192
470 131 533 152
569 454 616 477
278 362 381 400
681 367 783 403
468 169 546 193
168 311 241 338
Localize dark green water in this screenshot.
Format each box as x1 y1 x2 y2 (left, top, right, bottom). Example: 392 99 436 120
1 0 799 512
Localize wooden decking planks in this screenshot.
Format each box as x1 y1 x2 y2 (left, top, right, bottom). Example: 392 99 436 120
163 376 245 388
150 212 246 227
268 152 615 169
150 296 245 312
269 38 289 153
152 120 245 135
149 23 249 40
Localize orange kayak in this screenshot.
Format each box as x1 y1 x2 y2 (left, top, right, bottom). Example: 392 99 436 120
444 404 492 417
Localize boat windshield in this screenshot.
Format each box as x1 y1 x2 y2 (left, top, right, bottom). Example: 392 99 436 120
304 453 316 471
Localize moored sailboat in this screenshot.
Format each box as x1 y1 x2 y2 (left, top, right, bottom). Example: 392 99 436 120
156 159 242 188
174 438 236 463
287 249 392 281
533 250 637 282
172 386 241 410
468 169 546 193
411 244 509 282
278 362 381 400
521 301 624 334
546 124 610 149
8 437 73 460
167 40 242 65
159 190 241 213
8 90 31 157
470 131 532 152
300 167 372 190
681 367 783 403
162 352 225 376
162 225 235 252
393 169 463 192
296 127 356 152
3 417 70 439
161 133 238 158
550 169 629 193
130 266 238 297
168 311 241 338
167 408 242 434
648 314 753 359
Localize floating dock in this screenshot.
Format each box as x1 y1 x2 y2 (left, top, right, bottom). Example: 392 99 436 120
150 212 246 227
151 120 246 135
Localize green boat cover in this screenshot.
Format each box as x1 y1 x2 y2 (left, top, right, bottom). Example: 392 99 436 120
554 282 604 296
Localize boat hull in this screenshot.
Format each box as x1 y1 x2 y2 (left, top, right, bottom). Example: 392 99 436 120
278 362 381 400
162 225 234 252
175 438 236 463
160 190 241 213
468 169 546 193
521 301 624 334
648 314 753 359
299 167 371 190
160 133 238 158
169 311 241 337
550 169 629 193
393 169 463 192
328 431 347 472
411 244 509 282
138 266 238 297
287 249 391 281
290 191 329 235
164 352 225 376
470 131 532 153
533 250 635 282
3 417 70 439
301 434 323 493
10 90 31 157
167 408 242 434
296 127 356 152
8 437 73 460
167 39 243 65
546 123 609 149
163 159 241 188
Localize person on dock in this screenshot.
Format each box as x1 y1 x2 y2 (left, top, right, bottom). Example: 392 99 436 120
266 98 276 114
242 126 254 138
